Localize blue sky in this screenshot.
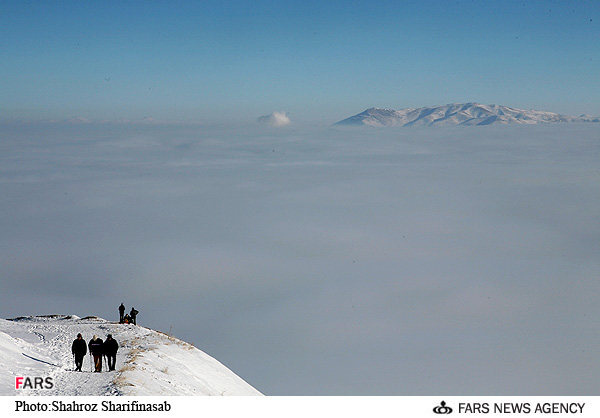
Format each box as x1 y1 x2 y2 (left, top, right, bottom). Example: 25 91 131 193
1 0 599 122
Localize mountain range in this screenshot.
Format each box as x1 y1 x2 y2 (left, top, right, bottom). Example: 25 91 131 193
335 103 600 127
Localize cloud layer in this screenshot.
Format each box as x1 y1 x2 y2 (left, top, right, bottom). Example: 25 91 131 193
1 122 599 395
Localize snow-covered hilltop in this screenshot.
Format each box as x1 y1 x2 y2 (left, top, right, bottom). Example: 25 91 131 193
335 103 600 127
0 315 262 396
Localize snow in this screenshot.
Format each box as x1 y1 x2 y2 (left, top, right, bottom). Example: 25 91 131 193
0 315 262 396
335 103 600 126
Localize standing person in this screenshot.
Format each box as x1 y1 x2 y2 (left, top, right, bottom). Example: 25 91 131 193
88 335 104 372
103 334 119 371
71 333 87 372
130 307 139 325
119 303 125 324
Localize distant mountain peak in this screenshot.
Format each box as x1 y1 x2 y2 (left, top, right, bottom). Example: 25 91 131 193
335 103 600 127
63 116 93 124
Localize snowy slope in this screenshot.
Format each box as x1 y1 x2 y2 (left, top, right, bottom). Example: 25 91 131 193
0 316 262 396
335 103 600 127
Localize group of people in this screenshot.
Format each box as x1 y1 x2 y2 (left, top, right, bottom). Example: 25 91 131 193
71 333 119 372
69 304 139 372
119 303 139 325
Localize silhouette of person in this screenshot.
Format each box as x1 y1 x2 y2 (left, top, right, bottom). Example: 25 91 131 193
130 307 139 325
103 334 119 371
119 303 125 324
71 333 87 371
88 335 104 372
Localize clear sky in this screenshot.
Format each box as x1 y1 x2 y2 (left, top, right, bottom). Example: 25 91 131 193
2 0 599 123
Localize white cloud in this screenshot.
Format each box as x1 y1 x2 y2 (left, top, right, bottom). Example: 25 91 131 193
257 111 291 127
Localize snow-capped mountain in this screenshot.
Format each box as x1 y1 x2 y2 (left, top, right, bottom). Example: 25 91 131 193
335 103 600 127
0 315 262 396
63 116 93 124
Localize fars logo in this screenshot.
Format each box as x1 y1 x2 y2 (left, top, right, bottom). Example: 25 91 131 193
433 400 453 414
15 377 54 390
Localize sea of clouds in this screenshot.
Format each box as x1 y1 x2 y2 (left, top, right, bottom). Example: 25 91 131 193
1 121 598 395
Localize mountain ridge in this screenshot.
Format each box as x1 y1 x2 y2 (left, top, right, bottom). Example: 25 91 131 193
335 103 600 127
0 315 262 396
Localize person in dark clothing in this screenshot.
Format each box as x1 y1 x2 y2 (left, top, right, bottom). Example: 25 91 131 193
103 334 119 371
88 335 104 372
123 314 131 324
130 307 139 325
71 333 87 372
119 303 125 324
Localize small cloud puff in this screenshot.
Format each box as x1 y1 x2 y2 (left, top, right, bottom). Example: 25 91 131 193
257 111 291 127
